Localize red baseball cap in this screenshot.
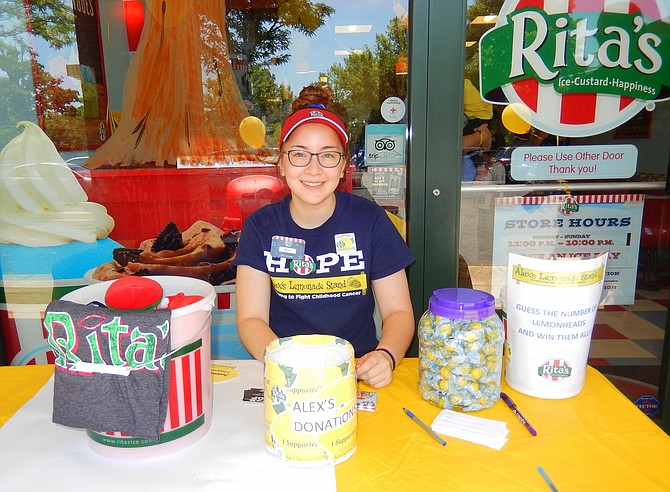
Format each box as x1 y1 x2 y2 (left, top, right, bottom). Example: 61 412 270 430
280 106 348 147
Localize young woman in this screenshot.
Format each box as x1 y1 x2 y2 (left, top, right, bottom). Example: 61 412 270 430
233 86 415 388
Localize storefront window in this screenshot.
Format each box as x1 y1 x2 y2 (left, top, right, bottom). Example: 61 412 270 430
0 0 409 364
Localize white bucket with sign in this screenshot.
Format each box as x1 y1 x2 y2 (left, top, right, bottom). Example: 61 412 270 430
264 335 357 466
61 276 215 458
505 253 608 399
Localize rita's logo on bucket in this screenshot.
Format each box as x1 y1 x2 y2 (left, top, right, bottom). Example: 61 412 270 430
480 0 670 137
538 358 572 381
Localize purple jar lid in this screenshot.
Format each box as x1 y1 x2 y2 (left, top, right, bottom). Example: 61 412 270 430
428 288 495 320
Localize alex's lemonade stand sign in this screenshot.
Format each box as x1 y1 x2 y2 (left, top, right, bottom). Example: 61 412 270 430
505 252 608 399
480 0 670 137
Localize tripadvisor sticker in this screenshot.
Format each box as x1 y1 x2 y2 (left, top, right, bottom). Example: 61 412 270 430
479 0 670 137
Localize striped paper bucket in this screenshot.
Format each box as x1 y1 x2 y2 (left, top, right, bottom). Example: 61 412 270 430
62 276 215 458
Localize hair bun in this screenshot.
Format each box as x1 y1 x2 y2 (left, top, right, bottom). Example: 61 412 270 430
291 85 333 113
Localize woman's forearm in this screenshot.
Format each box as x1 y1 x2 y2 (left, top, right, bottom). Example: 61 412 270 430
238 318 278 361
377 310 415 365
235 264 274 361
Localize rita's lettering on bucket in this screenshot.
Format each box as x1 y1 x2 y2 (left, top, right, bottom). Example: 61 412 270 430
44 311 169 372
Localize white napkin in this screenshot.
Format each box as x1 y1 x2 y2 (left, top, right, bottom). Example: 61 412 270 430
431 409 509 450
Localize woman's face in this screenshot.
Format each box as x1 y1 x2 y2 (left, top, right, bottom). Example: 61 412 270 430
279 122 346 208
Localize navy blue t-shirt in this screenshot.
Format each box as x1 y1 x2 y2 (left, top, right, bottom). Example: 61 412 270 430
232 191 415 357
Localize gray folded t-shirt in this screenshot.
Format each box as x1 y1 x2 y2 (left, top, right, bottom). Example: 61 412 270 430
45 299 171 441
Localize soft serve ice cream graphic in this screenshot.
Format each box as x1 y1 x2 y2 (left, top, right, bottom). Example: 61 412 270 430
0 121 119 364
0 121 113 245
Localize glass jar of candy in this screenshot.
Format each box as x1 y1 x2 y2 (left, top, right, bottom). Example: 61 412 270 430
418 288 504 411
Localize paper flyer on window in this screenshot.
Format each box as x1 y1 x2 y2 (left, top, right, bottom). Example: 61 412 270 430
367 166 406 200
492 194 644 305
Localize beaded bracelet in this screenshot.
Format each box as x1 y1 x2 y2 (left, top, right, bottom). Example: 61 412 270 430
375 347 396 371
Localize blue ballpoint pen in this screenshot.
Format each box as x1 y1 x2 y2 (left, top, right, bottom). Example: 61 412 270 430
500 392 537 436
537 466 559 491
403 407 447 446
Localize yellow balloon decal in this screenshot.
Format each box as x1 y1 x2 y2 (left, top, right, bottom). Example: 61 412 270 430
239 116 266 149
502 104 532 134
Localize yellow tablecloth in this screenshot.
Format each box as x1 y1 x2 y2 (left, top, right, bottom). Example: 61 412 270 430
0 365 53 427
2 361 670 491
345 361 670 491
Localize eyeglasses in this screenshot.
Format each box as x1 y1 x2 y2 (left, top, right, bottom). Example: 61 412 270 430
282 150 344 168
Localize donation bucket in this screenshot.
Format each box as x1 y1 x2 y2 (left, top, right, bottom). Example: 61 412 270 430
505 253 608 399
264 335 357 466
61 276 215 458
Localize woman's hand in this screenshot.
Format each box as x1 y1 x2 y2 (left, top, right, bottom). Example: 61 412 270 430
356 350 394 388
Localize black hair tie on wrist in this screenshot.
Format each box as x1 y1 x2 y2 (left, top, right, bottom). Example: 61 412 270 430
375 347 396 371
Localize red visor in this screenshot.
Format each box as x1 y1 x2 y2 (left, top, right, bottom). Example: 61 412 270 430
280 107 348 147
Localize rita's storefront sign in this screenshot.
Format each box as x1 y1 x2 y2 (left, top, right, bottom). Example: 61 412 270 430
480 0 670 137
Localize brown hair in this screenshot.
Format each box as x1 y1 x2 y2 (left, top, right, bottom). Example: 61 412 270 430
291 85 350 126
291 85 333 113
291 85 334 113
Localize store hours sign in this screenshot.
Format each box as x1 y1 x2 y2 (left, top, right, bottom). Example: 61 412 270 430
480 0 670 137
492 194 644 305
